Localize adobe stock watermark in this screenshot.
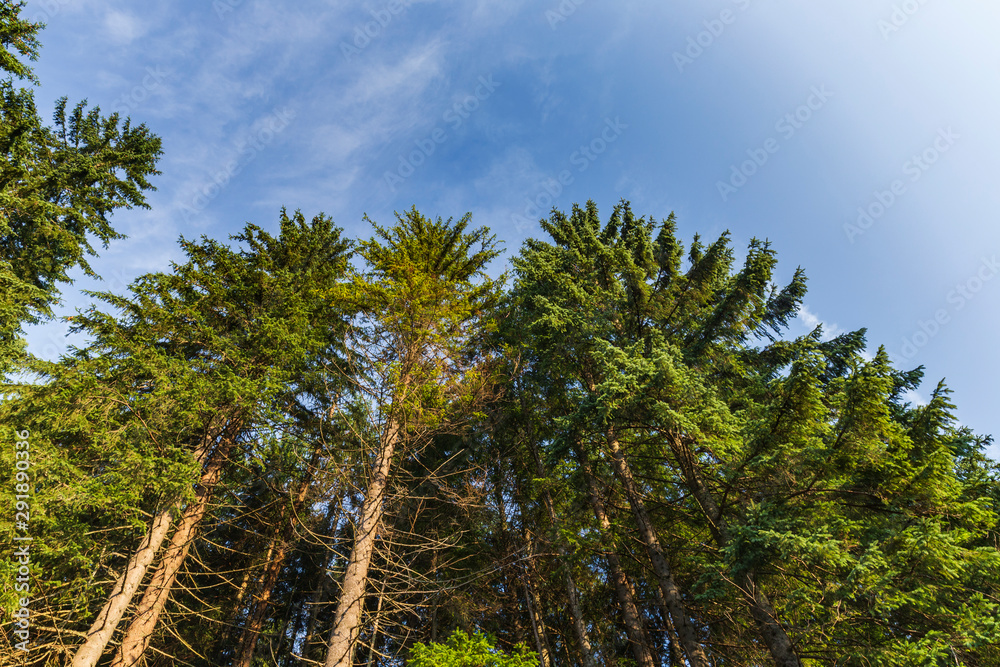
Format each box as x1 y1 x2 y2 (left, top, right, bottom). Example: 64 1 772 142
878 0 931 40
98 267 134 295
716 85 833 202
898 254 998 360
213 0 247 19
843 127 958 243
29 0 71 25
180 107 296 223
383 75 501 193
35 326 71 363
340 0 413 61
110 66 170 117
510 117 628 232
545 0 588 30
12 428 33 653
673 0 752 73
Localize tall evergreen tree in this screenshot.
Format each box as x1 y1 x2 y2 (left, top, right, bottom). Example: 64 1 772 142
506 200 1000 665
3 197 997 666
323 207 502 666
1 211 352 666
107 211 354 667
0 1 161 371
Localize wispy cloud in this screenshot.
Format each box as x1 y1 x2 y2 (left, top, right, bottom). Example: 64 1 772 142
797 303 842 341
103 9 146 45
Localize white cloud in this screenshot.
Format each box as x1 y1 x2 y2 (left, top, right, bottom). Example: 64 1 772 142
797 303 842 341
344 40 445 109
104 10 146 45
900 388 928 408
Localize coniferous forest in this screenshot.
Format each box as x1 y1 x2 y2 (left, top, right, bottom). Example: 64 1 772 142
3 5 1000 667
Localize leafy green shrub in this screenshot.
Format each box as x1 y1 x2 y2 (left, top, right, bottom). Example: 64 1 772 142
408 630 537 667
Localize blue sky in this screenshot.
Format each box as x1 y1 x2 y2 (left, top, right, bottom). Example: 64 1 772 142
22 0 1000 458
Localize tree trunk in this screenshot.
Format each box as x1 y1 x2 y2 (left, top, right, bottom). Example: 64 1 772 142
531 526 593 666
528 437 598 667
302 501 346 661
604 434 709 667
231 450 319 667
521 535 554 667
430 550 439 644
111 430 238 667
364 578 387 667
667 432 802 667
523 573 553 667
562 569 597 667
230 536 292 667
649 586 686 666
69 506 174 667
211 560 254 665
323 417 401 667
578 453 656 667
304 560 332 659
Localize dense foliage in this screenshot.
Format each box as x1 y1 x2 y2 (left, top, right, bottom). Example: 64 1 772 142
0 2 161 372
3 198 997 666
2 5 999 666
409 631 537 667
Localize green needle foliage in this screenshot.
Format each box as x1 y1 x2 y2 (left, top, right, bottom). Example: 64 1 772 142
0 159 995 664
0 210 353 662
503 200 1000 666
1 9 996 666
0 1 162 371
319 208 504 667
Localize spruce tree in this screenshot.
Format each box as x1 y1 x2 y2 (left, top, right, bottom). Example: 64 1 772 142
1 210 352 666
0 2 162 371
323 207 502 666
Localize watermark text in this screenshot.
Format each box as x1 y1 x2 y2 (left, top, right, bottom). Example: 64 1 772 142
11 429 32 652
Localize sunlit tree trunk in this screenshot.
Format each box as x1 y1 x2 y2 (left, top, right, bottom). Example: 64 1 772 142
69 507 174 667
70 422 230 667
324 416 401 667
111 429 238 667
323 209 502 667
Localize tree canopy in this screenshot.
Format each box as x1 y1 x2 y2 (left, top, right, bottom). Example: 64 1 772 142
3 199 997 667
1 4 998 665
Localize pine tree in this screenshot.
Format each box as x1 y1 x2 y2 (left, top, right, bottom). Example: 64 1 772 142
509 201 717 666
105 211 353 667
